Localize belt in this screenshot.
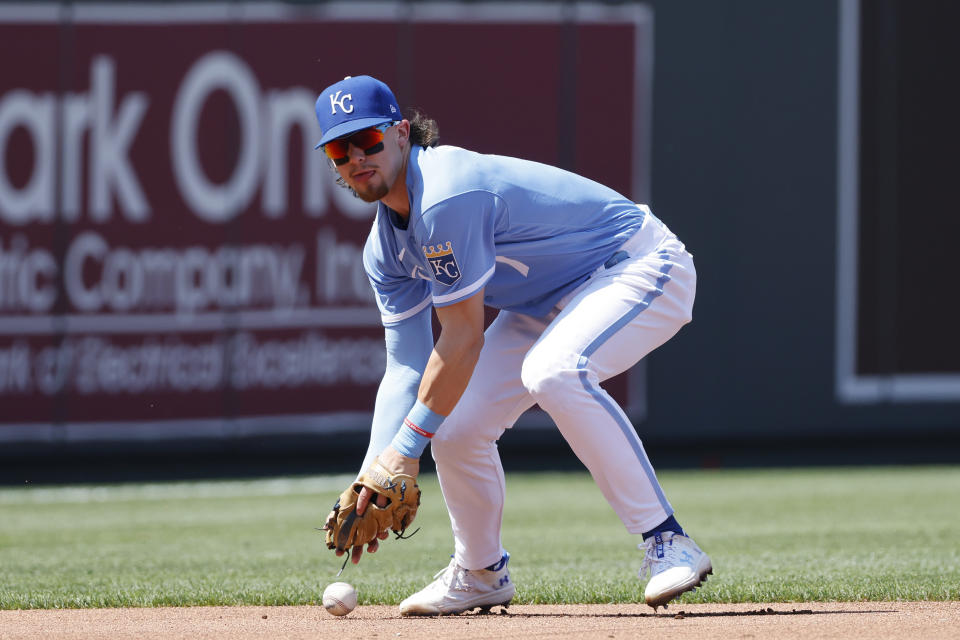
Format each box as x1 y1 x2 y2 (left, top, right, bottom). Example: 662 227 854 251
603 209 673 270
604 249 631 269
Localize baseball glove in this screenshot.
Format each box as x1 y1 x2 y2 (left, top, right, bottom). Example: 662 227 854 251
325 457 421 553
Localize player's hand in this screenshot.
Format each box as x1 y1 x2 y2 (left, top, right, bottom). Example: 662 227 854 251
324 448 421 562
324 501 386 563
339 447 420 563
377 445 420 479
331 491 390 564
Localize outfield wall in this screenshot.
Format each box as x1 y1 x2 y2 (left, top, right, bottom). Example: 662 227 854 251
1 0 958 461
0 1 653 447
640 0 960 443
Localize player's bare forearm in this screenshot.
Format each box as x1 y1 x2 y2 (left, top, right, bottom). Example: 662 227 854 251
418 290 486 416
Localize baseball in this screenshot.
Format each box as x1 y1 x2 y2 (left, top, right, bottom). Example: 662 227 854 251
322 582 357 616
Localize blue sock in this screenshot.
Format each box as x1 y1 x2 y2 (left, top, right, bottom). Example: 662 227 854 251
641 515 685 540
484 552 509 571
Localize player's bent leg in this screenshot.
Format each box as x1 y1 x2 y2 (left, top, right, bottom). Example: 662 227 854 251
429 310 542 564
403 312 539 616
520 243 711 607
431 434 510 570
520 244 696 533
522 359 674 532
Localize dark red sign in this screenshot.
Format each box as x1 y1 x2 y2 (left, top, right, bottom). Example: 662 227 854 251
0 2 651 439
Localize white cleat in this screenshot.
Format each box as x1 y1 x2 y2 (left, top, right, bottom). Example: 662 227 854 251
639 532 713 609
398 552 515 616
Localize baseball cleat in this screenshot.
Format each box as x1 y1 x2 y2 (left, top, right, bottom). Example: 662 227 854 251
398 552 515 616
638 531 713 609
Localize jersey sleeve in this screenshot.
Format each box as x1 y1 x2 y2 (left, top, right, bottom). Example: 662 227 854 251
358 303 433 475
363 223 432 326
416 191 500 307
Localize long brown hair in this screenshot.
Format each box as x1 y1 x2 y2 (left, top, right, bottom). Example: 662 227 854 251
406 108 440 148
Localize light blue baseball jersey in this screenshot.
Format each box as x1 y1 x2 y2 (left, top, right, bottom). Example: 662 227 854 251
363 145 647 325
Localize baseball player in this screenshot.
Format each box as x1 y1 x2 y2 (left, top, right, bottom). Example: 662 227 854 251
317 75 712 614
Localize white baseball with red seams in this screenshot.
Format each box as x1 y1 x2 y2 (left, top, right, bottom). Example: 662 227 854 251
322 582 357 616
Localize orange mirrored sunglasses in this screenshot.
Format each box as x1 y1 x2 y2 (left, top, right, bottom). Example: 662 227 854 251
322 121 397 165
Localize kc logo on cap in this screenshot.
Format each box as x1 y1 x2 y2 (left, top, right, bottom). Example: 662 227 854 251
315 75 401 149
329 90 354 115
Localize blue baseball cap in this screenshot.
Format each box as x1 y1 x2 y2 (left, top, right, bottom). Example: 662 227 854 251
314 75 401 149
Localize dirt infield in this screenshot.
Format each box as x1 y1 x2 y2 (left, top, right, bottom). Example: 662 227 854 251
1 601 958 640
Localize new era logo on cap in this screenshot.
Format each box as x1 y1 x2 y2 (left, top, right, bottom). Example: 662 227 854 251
314 75 401 149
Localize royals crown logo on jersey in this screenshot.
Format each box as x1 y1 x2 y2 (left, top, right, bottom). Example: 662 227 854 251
423 241 461 286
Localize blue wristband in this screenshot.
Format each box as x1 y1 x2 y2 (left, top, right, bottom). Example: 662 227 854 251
391 400 446 458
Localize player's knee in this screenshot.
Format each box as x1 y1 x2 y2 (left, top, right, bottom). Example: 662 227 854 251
520 349 581 399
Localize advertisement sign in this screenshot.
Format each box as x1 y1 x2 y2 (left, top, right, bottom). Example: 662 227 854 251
0 2 651 441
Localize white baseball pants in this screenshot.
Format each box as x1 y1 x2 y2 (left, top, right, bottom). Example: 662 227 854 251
431 221 697 570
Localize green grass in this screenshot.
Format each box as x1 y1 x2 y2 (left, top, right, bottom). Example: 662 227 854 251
1 466 958 608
